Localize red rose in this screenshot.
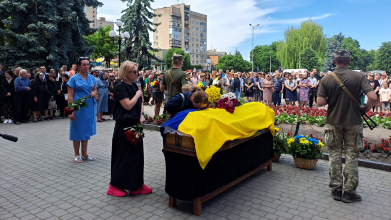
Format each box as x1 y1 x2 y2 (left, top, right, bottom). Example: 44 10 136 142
125 130 140 144
371 146 375 152
384 148 388 152
365 144 369 149
64 107 74 116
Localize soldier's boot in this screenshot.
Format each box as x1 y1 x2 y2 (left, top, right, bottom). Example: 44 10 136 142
342 193 361 203
331 191 342 201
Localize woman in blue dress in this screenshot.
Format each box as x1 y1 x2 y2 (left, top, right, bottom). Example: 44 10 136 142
96 72 109 122
284 74 298 106
67 57 98 163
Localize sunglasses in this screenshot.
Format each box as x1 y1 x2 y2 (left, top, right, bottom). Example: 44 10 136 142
79 57 90 60
109 76 115 77
369 75 374 77
129 70 138 74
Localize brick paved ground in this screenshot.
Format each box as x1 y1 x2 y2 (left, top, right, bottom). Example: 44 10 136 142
1 117 391 220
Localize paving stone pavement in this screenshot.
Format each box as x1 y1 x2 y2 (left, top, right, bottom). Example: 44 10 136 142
1 118 391 220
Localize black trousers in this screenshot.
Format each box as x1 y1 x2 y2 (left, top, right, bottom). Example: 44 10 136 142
14 91 29 122
309 88 317 108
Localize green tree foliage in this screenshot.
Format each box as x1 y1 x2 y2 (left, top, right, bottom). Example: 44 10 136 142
322 33 344 72
216 53 251 72
300 48 322 71
340 37 362 70
250 42 279 73
121 0 160 70
84 26 117 68
164 48 191 71
375 41 391 74
276 19 327 69
0 0 102 69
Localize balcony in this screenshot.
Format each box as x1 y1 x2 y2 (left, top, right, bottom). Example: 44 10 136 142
169 25 182 30
170 13 181 17
170 18 181 23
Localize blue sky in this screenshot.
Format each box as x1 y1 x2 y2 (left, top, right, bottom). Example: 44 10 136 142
98 0 391 60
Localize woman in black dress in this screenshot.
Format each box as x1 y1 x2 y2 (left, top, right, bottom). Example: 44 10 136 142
31 73 46 122
107 72 116 120
107 61 152 197
57 74 69 118
44 73 57 120
1 71 14 124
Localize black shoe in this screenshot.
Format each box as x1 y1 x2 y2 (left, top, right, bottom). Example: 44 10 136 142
21 121 29 123
342 193 361 203
15 121 21 125
331 191 342 201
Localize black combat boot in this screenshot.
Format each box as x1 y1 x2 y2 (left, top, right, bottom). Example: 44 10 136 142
342 193 361 203
331 191 342 201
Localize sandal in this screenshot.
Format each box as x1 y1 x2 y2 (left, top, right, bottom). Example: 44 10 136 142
81 155 96 161
97 119 103 122
38 118 43 121
33 118 38 123
74 156 83 163
102 118 106 121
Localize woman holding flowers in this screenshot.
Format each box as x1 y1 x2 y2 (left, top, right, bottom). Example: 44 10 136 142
107 61 152 197
67 57 98 163
152 72 163 117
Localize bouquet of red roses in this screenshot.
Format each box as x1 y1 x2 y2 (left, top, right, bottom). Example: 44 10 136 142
124 124 145 145
64 95 90 116
217 97 238 114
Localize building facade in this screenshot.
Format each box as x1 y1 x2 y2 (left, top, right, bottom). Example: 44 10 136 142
153 4 207 69
207 49 227 70
85 6 114 29
97 17 114 30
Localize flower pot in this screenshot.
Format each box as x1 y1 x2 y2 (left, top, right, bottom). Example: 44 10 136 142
293 157 318 170
272 153 281 162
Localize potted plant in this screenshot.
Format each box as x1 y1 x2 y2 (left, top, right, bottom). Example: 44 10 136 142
286 135 324 169
272 128 287 162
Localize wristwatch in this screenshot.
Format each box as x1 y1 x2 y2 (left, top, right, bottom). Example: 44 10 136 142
141 112 144 115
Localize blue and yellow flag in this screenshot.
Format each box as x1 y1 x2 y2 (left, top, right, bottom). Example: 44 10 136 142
161 102 275 169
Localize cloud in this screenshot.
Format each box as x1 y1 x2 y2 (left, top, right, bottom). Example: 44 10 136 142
97 0 331 52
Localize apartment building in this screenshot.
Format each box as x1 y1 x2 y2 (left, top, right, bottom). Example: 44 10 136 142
85 6 114 29
153 4 207 69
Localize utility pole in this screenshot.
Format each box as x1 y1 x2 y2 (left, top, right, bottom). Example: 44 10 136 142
249 24 259 73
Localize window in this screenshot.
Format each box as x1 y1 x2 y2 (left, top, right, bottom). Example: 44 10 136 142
156 36 158 40
196 61 199 64
196 33 198 36
192 21 194 24
155 42 158 46
196 55 199 58
196 44 198 47
192 38 194 41
196 27 198 31
192 43 194 46
196 22 199 25
196 38 198 42
156 30 158 34
192 26 194 30
192 55 194 58
192 49 194 52
196 50 198 52
156 18 158 22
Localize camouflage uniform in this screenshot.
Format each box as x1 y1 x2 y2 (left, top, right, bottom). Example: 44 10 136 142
325 124 364 195
320 49 369 196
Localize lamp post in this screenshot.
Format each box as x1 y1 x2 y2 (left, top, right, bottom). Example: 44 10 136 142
270 49 272 74
109 20 130 67
295 46 301 69
249 24 259 73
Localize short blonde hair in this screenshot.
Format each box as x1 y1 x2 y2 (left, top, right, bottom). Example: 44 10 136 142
182 84 193 93
118 61 138 80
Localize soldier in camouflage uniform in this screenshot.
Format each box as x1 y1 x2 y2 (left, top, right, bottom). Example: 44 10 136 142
317 50 377 203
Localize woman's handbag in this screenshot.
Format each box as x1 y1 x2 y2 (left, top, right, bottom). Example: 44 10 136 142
48 99 56 109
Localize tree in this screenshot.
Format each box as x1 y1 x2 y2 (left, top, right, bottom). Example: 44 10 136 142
121 0 160 70
84 26 117 68
163 48 191 71
340 37 363 70
300 48 322 71
322 33 344 72
250 42 279 73
276 19 327 69
216 53 251 72
375 41 391 74
0 0 102 70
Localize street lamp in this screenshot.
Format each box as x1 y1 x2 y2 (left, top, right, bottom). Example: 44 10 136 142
249 24 259 73
295 46 301 69
109 20 130 67
270 49 273 74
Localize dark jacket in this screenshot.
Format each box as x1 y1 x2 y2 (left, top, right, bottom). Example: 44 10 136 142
165 92 194 118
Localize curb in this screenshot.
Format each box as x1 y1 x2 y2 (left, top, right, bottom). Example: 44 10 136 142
322 153 391 172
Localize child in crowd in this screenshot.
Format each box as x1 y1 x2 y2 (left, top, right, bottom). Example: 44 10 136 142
379 81 391 114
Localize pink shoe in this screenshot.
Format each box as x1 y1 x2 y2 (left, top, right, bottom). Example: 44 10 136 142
107 183 127 197
129 184 153 195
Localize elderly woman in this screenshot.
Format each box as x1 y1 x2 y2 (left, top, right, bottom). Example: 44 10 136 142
96 72 109 122
57 74 69 118
190 72 198 87
67 57 98 163
299 72 311 107
107 61 152 197
231 73 243 99
284 74 298 106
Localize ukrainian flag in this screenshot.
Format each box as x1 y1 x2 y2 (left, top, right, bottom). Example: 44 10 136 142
161 102 276 169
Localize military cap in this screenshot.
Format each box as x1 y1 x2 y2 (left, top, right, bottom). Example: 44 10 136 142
172 54 183 62
155 72 162 75
216 72 221 76
334 49 350 58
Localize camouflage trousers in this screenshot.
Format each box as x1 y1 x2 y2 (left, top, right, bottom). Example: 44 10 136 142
324 124 364 195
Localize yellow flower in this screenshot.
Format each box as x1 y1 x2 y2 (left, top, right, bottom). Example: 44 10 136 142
197 82 204 88
287 138 295 146
300 139 309 145
150 81 156 87
318 141 324 149
275 127 280 132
